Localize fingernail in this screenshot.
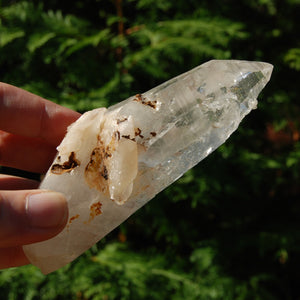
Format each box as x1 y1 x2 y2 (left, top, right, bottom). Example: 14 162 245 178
26 192 68 228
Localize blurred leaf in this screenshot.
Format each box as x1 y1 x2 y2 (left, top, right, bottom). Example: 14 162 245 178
64 29 110 57
27 32 56 52
0 28 25 46
284 48 300 70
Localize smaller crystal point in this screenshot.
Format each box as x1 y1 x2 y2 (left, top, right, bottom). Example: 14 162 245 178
23 60 273 274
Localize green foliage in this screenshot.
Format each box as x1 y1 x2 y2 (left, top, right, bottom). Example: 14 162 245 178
0 0 247 110
0 243 276 299
284 48 300 70
1 0 300 299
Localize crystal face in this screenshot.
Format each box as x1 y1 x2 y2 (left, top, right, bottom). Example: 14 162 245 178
23 60 273 274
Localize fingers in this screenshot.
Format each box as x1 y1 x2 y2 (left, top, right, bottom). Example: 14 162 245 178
0 82 81 146
0 174 39 190
0 83 75 270
0 190 68 248
0 130 56 173
0 246 30 269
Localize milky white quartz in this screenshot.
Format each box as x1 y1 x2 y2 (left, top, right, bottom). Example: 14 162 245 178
23 60 273 274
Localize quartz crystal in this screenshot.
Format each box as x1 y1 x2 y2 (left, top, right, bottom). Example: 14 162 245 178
23 60 273 274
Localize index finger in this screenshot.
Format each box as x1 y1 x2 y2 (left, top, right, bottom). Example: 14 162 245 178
0 82 81 146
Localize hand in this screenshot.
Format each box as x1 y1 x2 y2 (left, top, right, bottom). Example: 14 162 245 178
0 82 81 269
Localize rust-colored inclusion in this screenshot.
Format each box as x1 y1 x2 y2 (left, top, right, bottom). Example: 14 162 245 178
69 214 80 224
66 214 80 231
87 201 102 223
51 152 80 175
84 135 115 194
133 93 157 109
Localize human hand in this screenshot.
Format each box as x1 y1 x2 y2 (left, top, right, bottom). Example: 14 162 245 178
0 82 81 269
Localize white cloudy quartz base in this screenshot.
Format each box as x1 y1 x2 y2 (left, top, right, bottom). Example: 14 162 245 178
23 60 273 274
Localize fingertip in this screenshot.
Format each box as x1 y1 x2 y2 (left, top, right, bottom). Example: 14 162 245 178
26 191 68 229
0 247 30 269
0 190 69 248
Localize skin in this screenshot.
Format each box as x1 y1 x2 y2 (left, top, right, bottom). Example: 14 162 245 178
0 82 81 269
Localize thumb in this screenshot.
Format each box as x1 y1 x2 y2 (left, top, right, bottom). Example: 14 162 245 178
0 190 68 248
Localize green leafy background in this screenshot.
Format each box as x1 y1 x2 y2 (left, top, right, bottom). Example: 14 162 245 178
0 0 300 299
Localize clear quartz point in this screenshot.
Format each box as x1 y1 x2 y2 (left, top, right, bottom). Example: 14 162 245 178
23 60 273 274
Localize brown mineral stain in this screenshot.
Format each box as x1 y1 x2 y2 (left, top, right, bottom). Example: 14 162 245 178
121 134 136 142
101 165 109 180
135 127 144 138
69 214 80 224
150 132 157 137
51 152 80 175
133 93 157 109
85 147 109 193
66 214 80 231
91 202 102 216
116 117 128 124
84 135 116 194
142 184 150 191
85 202 102 223
115 130 121 141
